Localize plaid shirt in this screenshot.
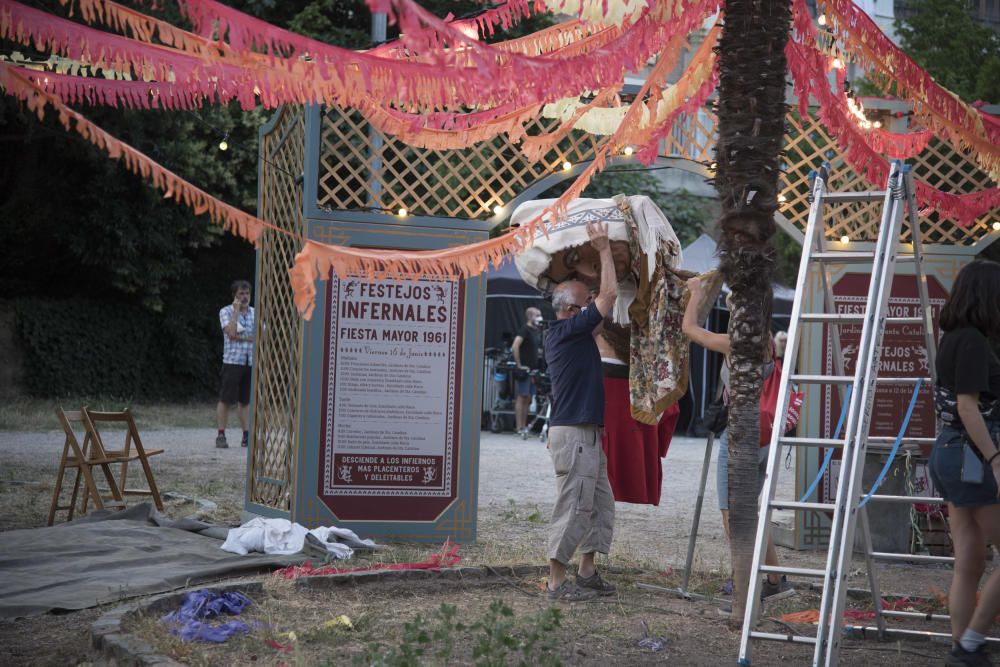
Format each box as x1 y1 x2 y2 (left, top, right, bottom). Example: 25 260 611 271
220 304 255 366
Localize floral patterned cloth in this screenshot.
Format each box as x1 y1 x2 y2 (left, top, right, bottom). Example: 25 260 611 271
615 195 689 424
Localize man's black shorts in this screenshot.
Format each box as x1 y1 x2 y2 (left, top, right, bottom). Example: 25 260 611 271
220 363 252 405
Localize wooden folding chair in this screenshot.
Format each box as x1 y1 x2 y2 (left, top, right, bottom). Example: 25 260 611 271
48 408 126 525
80 408 164 513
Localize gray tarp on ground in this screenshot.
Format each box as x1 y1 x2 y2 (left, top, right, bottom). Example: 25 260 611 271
0 504 306 618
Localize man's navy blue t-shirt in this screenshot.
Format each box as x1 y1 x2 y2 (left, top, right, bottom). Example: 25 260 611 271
544 305 605 426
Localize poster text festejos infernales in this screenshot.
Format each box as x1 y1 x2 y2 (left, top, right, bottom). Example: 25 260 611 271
322 277 459 498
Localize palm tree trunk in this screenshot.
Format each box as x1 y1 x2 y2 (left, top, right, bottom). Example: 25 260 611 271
713 0 791 622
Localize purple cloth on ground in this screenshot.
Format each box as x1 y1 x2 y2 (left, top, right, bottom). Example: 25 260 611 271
161 589 253 643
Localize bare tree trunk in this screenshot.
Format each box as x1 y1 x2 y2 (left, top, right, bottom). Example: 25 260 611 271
713 0 791 622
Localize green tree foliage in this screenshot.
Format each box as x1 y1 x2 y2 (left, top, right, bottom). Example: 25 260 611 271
0 98 262 309
0 0 556 397
0 0 549 310
894 0 1000 104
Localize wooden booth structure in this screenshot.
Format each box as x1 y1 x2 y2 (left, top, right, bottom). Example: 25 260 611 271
247 91 999 544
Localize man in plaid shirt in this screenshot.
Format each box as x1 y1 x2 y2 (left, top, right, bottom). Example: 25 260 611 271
216 280 255 448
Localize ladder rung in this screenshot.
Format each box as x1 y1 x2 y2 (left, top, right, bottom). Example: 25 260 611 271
770 500 834 512
876 376 932 385
780 436 845 448
868 436 935 445
867 493 944 504
790 374 854 384
881 610 950 621
870 552 954 564
811 252 916 264
749 631 817 645
822 190 886 203
800 313 864 324
798 314 925 326
812 251 875 263
844 626 1000 645
760 565 827 578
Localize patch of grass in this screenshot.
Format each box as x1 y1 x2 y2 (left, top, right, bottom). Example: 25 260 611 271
0 396 216 431
499 498 545 524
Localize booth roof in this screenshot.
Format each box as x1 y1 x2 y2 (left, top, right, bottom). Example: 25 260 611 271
682 234 795 314
486 257 544 299
680 233 719 275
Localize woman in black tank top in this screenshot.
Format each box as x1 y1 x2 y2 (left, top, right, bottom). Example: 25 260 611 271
929 260 1000 665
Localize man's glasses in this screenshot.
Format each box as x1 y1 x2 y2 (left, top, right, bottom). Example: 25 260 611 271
567 300 590 313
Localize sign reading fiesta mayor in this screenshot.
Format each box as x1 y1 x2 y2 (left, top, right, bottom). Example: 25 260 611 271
319 277 465 521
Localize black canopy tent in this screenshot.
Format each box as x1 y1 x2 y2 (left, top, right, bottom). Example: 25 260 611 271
481 259 555 429
481 238 793 435
484 258 554 352
680 234 794 436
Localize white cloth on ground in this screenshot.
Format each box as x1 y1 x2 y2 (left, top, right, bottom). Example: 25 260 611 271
220 517 376 559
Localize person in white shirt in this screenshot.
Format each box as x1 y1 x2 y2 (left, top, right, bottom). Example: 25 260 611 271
216 280 255 449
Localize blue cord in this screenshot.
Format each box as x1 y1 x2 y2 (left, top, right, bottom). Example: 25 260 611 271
799 386 853 503
858 378 924 508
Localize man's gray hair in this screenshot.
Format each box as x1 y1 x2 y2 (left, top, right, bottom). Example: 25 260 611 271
551 282 577 313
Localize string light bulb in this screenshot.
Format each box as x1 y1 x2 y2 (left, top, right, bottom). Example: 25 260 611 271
778 194 787 203
873 120 882 129
397 207 408 217
623 145 634 156
562 161 572 171
493 204 504 216
818 13 827 26
993 221 1000 231
840 234 850 244
832 57 844 70
218 139 229 151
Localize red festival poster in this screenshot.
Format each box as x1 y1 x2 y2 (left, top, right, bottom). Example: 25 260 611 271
819 273 946 503
319 277 464 520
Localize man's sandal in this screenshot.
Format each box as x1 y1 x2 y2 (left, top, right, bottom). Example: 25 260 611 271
576 571 617 596
546 580 598 602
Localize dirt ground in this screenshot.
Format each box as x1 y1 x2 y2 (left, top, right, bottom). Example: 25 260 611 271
125 574 955 667
0 427 990 665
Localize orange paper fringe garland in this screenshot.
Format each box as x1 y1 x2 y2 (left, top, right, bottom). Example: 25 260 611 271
0 62 263 244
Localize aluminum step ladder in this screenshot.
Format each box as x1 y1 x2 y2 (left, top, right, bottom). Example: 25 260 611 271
737 162 941 666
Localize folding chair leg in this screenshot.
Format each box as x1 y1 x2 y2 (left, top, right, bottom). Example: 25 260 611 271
136 454 164 511
68 467 83 522
78 461 107 514
47 450 70 527
98 462 125 503
118 459 130 496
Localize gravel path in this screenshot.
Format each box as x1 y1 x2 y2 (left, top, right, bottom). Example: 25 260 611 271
0 427 787 569
0 427 956 594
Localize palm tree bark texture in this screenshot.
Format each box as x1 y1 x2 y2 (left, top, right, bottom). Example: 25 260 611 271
712 0 791 621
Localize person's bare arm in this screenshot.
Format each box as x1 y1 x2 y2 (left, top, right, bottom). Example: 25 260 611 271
683 276 731 355
511 335 525 368
587 221 618 316
222 300 240 341
956 394 1000 497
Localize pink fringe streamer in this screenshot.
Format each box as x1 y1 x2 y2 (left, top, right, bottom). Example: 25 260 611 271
0 62 264 244
786 36 1000 226
814 0 1000 177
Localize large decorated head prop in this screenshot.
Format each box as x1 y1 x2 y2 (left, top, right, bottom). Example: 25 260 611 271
512 195 683 325
512 195 697 422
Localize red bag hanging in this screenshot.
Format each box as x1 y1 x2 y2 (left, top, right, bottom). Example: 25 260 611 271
759 358 805 446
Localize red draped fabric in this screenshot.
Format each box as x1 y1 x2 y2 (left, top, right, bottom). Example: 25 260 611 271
601 375 680 506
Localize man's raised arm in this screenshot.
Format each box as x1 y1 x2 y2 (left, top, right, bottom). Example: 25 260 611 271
586 220 617 316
